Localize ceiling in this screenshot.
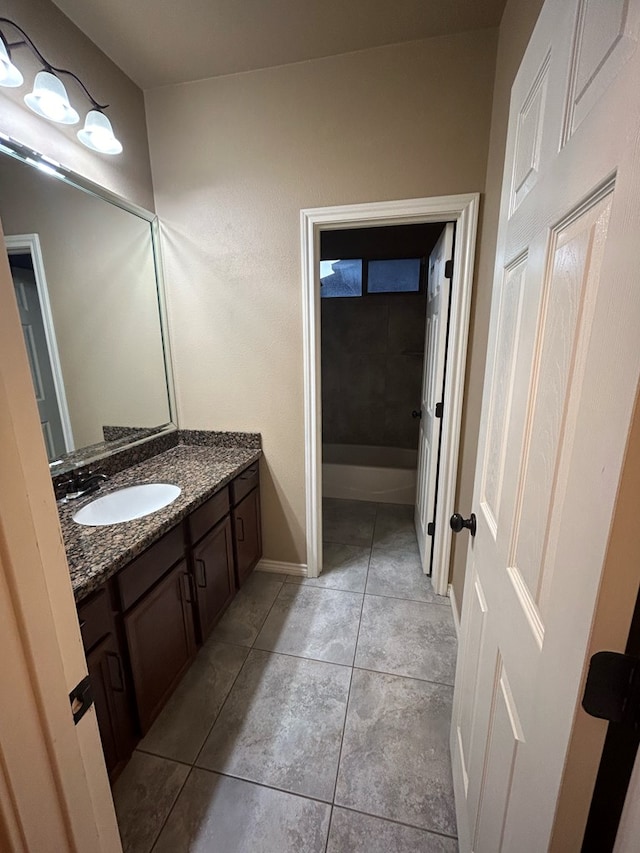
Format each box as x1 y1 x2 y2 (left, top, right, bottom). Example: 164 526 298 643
51 0 507 89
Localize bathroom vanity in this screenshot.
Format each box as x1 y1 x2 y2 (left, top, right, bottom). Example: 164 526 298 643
0 137 266 784
62 434 262 781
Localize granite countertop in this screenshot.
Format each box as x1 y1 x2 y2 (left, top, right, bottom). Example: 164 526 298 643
60 443 261 602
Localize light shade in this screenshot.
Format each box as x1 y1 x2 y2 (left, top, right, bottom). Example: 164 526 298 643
0 39 23 87
24 71 79 124
77 109 122 155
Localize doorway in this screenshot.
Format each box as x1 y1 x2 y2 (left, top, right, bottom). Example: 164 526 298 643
301 194 479 596
319 220 453 583
5 233 73 460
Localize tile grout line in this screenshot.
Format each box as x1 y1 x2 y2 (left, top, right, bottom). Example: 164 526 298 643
352 663 455 690
334 802 459 841
284 576 452 607
251 577 288 646
323 805 334 853
134 748 194 768
326 604 359 806
147 764 193 853
362 503 377 595
191 578 286 768
220 645 356 670
184 765 337 807
363 588 452 606
327 503 377 808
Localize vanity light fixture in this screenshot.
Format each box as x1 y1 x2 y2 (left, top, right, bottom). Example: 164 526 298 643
0 34 23 87
0 18 123 155
78 109 122 155
25 70 79 124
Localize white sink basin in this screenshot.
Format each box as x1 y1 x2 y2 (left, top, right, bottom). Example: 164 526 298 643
72 483 181 526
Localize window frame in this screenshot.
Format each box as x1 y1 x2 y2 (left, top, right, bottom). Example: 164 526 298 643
319 256 426 299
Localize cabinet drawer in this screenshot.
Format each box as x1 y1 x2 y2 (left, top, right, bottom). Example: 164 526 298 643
230 465 259 506
77 587 112 653
189 487 230 544
117 524 184 611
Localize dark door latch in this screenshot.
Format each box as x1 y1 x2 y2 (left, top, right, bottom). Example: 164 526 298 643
69 675 94 725
582 651 640 728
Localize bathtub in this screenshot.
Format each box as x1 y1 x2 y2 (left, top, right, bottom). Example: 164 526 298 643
322 443 417 505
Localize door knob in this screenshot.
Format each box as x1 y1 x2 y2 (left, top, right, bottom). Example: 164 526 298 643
450 512 476 537
412 409 422 419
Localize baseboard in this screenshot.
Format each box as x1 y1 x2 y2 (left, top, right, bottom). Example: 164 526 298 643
448 583 461 639
256 559 308 578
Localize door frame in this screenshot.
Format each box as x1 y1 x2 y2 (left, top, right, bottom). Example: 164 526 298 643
301 193 479 593
5 232 75 454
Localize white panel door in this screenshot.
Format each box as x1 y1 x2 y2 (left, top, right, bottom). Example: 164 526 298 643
451 1 640 850
415 223 454 572
11 261 67 460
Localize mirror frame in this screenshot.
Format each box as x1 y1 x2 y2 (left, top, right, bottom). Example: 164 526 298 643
0 133 178 473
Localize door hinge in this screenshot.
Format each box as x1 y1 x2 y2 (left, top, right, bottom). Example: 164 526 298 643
435 402 443 419
582 651 640 729
427 522 435 537
69 675 94 725
444 259 454 280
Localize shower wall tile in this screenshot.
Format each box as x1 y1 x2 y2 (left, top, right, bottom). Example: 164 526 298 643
388 297 428 355
322 295 426 450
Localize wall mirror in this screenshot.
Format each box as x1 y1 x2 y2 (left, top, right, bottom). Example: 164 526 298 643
0 137 176 472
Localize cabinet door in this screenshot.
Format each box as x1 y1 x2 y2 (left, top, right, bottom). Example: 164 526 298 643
124 559 196 733
233 487 262 587
86 632 135 782
193 516 235 641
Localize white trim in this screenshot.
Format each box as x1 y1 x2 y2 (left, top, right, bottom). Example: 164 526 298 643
256 559 308 577
301 193 479 592
5 233 75 453
448 583 461 639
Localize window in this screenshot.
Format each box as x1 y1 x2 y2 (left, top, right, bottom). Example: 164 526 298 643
320 259 362 297
320 257 423 298
367 258 421 293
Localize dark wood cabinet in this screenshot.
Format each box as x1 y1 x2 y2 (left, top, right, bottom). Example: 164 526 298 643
86 632 135 780
233 486 262 587
78 587 136 782
192 516 236 641
124 559 196 733
76 462 262 779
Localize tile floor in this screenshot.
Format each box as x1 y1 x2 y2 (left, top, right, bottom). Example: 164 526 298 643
113 499 459 852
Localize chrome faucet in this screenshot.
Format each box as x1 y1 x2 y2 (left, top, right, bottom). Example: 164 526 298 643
56 470 108 502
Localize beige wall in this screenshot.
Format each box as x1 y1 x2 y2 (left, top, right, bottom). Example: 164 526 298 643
0 0 153 210
449 0 545 612
145 31 498 565
0 156 169 450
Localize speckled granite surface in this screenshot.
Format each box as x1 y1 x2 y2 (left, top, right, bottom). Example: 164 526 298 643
61 443 261 603
102 425 158 442
178 430 261 449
